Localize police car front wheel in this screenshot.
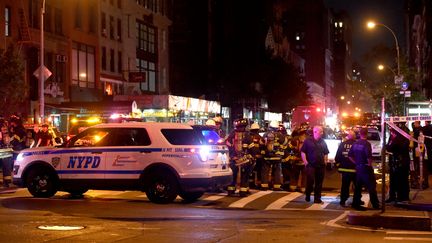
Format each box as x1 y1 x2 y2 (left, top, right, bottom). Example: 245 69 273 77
26 167 58 198
145 171 179 204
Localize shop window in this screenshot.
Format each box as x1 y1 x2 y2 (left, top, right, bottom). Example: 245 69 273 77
105 83 113 96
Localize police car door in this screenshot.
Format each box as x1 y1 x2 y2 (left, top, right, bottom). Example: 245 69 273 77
104 128 152 183
60 128 108 180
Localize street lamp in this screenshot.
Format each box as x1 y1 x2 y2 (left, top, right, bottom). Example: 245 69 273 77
39 0 46 123
377 64 397 76
367 21 400 76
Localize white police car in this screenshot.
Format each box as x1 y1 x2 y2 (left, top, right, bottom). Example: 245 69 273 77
13 122 231 203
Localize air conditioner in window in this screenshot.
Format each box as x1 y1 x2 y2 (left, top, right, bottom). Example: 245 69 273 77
56 55 68 63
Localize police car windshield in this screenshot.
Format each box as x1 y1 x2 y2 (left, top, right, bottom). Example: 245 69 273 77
161 129 205 145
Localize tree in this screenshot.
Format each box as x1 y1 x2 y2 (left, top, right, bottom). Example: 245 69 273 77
0 45 27 116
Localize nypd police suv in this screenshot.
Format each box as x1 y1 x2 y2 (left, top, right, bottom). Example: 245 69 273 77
13 122 231 203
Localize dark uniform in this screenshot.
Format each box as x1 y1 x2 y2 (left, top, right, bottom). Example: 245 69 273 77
0 123 13 187
262 124 287 191
349 130 379 210
246 127 265 189
301 132 329 203
386 129 410 202
225 118 252 196
335 137 356 206
285 131 306 192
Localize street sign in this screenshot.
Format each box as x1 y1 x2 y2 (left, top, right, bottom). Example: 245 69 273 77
404 90 411 97
33 65 52 81
401 82 409 91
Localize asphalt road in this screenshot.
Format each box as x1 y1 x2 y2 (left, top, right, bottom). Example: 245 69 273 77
1 170 431 243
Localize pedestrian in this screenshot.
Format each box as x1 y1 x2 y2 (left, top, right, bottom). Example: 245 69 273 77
386 127 410 203
36 124 53 147
335 130 356 207
349 127 380 210
301 125 329 203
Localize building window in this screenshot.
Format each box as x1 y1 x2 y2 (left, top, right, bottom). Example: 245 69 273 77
117 0 122 8
5 7 11 36
101 47 107 70
89 2 96 33
54 8 62 35
110 49 115 72
137 58 157 92
29 0 40 28
110 0 114 5
117 19 122 41
75 2 82 29
44 5 52 32
118 51 122 74
101 12 106 36
72 42 95 88
109 16 114 39
136 21 156 54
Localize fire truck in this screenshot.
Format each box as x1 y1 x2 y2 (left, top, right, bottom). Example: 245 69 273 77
290 105 325 130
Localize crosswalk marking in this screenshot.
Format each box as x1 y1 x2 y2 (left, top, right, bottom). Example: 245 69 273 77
265 192 303 210
193 193 226 206
228 190 273 208
306 201 330 210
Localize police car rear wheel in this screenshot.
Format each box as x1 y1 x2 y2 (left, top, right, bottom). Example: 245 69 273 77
145 171 179 204
26 167 57 198
179 191 204 202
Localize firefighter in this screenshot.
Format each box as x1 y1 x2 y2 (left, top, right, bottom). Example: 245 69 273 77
247 123 265 189
286 128 307 192
0 121 13 187
335 130 357 207
2 115 26 187
261 121 287 191
225 118 251 196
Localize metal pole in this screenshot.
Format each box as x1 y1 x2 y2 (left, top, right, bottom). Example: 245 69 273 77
381 97 386 213
379 23 400 76
39 0 45 124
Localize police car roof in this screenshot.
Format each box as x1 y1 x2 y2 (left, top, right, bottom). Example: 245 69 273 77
91 122 193 129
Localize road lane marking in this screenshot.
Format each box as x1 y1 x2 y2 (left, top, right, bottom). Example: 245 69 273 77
228 191 272 208
265 192 303 210
384 237 432 241
387 231 432 235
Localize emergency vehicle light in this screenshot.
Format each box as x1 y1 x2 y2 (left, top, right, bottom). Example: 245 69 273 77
190 147 210 162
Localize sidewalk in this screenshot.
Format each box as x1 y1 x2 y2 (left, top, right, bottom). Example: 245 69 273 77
347 187 432 231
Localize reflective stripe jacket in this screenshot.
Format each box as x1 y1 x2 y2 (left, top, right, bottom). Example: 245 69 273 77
335 138 356 173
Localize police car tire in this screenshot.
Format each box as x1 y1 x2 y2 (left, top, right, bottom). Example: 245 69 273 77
179 191 204 202
26 167 57 198
145 171 179 204
66 189 88 197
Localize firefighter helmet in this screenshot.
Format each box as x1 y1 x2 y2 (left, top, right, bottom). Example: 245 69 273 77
269 120 279 129
234 118 248 129
9 115 22 125
205 119 216 126
213 116 223 124
250 123 260 130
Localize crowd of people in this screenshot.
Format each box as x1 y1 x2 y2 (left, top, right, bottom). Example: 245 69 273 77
0 115 53 188
212 116 432 211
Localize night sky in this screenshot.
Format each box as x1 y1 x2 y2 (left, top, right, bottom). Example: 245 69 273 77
325 0 406 63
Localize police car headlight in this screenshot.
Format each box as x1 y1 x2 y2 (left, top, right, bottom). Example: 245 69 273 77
16 153 25 163
198 146 210 162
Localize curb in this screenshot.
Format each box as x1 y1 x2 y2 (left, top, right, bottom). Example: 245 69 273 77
347 212 431 231
396 202 432 211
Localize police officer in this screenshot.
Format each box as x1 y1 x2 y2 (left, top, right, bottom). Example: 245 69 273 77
301 125 329 203
247 123 265 189
386 127 410 203
225 118 251 196
261 121 287 191
335 130 356 207
349 127 380 210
